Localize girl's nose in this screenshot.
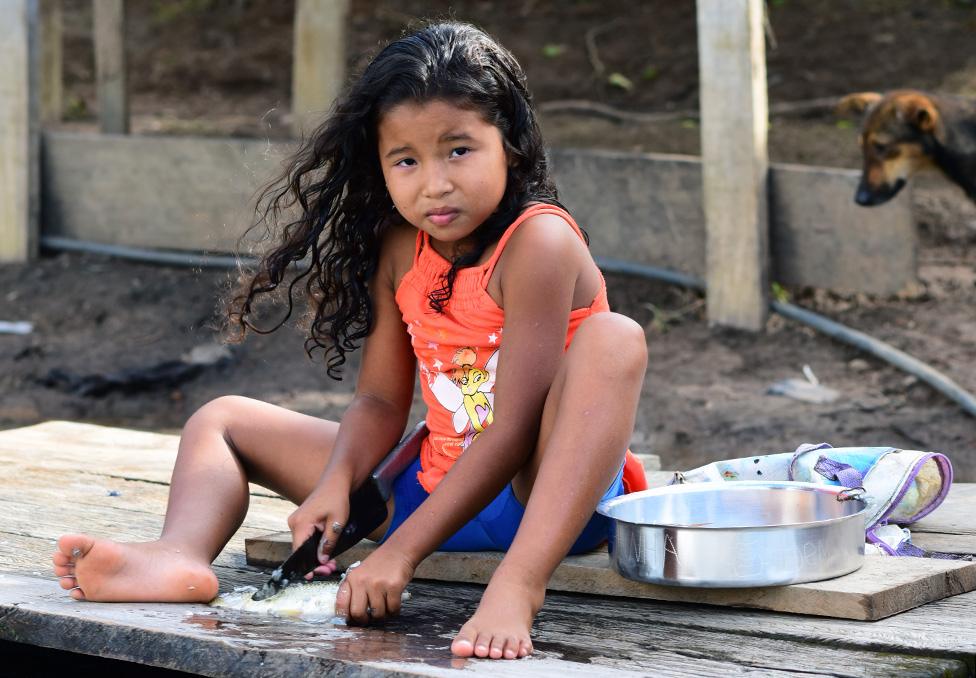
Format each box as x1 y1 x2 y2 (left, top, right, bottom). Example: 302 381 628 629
422 163 454 198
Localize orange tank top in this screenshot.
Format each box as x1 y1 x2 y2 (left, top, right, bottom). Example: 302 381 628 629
394 203 612 493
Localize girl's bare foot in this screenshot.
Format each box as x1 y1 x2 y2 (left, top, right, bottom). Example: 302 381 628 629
450 577 544 660
52 534 218 603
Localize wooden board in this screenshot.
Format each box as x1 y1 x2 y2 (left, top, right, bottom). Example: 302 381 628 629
899 484 976 554
4 573 971 678
2 421 974 676
291 0 347 136
246 533 976 622
0 0 39 263
93 0 127 134
697 0 769 329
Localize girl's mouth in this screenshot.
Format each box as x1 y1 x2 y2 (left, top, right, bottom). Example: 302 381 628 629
427 210 459 226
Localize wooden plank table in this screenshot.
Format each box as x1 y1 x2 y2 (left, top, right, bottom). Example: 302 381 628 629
1 422 974 677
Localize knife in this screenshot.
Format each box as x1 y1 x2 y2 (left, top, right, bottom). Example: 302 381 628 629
251 421 427 601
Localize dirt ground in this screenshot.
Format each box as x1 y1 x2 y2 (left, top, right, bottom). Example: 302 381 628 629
3 1 976 480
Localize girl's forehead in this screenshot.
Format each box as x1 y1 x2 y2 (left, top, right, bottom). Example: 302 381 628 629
378 100 496 144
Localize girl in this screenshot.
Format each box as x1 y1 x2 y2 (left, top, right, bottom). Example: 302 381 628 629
52 22 648 661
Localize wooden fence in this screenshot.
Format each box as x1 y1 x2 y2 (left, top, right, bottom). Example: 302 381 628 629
1 0 917 327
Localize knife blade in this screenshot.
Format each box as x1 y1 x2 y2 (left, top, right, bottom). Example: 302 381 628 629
251 422 427 601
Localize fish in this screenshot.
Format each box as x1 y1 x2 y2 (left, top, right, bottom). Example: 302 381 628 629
210 563 410 621
210 581 344 621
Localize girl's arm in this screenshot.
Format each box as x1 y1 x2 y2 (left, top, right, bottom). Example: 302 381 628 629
339 214 590 620
288 225 417 552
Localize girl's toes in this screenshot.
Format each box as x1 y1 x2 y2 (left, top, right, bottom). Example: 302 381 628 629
503 638 520 659
58 534 94 562
58 575 77 590
451 626 477 657
52 551 72 568
474 632 492 658
53 562 74 577
518 639 532 657
488 636 505 660
68 586 86 600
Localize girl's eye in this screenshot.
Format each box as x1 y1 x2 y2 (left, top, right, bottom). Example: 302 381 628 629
450 147 470 158
394 158 416 168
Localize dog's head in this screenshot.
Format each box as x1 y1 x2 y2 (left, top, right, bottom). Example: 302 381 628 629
837 90 944 206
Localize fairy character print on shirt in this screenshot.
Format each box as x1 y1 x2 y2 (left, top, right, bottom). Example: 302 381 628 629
430 347 499 446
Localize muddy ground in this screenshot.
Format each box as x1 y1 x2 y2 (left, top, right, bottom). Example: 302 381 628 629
3 0 976 479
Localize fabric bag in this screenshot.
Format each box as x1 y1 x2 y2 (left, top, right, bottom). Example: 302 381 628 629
673 444 965 558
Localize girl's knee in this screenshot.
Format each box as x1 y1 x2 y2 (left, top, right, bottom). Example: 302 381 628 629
574 313 648 377
183 395 249 437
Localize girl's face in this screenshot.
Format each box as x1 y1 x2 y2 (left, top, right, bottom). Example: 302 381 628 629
377 99 509 258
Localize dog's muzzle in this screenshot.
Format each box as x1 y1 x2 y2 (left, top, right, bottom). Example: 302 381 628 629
855 178 906 206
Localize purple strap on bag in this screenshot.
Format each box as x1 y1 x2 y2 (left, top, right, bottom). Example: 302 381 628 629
813 456 864 489
788 442 832 481
866 528 973 560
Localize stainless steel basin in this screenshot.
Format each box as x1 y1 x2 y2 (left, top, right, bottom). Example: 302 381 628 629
597 481 867 587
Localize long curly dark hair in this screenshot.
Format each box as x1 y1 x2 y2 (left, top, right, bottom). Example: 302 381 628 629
228 21 565 379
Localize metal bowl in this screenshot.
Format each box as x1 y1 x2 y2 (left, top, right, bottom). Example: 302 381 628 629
597 481 867 587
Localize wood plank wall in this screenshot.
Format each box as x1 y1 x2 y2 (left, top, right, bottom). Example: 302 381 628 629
0 0 40 263
697 0 770 330
292 0 348 136
93 0 127 135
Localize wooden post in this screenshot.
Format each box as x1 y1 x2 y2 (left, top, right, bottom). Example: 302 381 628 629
292 0 348 136
40 0 61 123
94 0 127 134
0 0 40 262
696 0 770 330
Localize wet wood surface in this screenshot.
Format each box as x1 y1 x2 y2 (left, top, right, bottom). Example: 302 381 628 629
1 421 974 677
248 533 976 621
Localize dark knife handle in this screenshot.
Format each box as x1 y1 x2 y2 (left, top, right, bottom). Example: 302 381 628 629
329 476 389 561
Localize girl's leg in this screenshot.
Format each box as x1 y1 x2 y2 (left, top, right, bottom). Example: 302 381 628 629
52 396 341 603
451 312 648 659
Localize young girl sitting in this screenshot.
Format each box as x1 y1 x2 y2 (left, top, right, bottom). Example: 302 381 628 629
52 21 648 661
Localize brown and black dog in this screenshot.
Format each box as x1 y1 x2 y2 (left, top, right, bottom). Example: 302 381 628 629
837 90 976 206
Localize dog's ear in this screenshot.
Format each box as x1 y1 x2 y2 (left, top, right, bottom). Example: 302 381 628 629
894 93 941 136
836 92 882 117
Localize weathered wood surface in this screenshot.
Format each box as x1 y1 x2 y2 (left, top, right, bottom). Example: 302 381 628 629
3 574 970 678
40 131 916 295
93 0 127 134
247 532 976 622
2 421 974 676
696 0 769 330
39 0 61 124
292 0 348 136
0 0 40 263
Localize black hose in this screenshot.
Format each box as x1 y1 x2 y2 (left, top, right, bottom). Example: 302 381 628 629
37 238 976 418
595 256 976 419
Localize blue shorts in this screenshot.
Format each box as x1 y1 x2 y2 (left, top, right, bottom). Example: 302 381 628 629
377 456 625 554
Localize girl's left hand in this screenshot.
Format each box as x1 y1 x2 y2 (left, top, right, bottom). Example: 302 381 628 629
335 545 415 624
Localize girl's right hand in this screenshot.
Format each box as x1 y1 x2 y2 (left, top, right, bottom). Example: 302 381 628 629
287 477 352 578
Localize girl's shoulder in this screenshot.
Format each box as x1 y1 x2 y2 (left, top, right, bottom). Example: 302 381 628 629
488 205 600 308
502 206 589 262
